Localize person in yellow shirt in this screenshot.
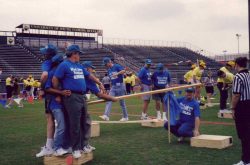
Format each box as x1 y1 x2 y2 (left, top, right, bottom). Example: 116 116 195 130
217 61 235 112
124 73 133 94
192 61 206 100
130 72 137 93
184 64 196 84
217 70 234 113
5 75 13 108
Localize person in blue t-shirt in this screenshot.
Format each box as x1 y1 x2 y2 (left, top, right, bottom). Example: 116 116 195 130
52 45 104 159
99 57 128 122
152 63 171 121
44 54 71 156
164 87 201 142
36 44 58 158
137 59 152 120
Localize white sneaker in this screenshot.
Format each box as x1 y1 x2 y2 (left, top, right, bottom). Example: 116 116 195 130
120 117 129 122
219 109 226 113
5 105 10 108
141 114 150 120
36 146 54 158
177 137 184 142
82 146 92 153
162 115 167 121
223 109 232 113
53 148 68 156
99 115 109 121
72 150 81 159
233 160 247 165
157 111 161 120
66 147 72 154
86 144 96 151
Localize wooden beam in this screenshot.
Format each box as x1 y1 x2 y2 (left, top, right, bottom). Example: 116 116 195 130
88 83 202 105
92 119 159 124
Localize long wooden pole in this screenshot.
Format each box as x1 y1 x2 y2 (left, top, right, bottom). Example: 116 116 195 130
88 83 202 105
168 96 171 144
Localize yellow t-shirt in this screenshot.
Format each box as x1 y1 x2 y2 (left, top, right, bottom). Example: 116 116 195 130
131 75 137 86
124 76 132 84
217 67 230 83
192 67 202 80
223 72 234 84
6 77 11 86
184 70 193 83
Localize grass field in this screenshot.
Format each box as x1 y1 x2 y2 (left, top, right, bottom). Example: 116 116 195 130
0 90 240 165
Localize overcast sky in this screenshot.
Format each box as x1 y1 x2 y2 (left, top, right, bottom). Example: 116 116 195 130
0 0 248 55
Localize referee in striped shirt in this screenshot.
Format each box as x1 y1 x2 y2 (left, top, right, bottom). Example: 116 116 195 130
232 57 250 165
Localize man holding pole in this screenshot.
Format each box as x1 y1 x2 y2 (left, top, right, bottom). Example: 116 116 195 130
100 57 129 121
164 87 200 142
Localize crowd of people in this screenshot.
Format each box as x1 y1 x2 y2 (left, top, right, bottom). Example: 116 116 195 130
4 74 41 108
3 43 249 164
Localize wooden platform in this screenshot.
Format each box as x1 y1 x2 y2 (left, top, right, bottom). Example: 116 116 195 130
90 122 100 137
217 112 233 119
191 134 233 149
44 152 93 165
141 119 164 127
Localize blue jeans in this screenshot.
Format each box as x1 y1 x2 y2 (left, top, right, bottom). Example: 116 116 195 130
104 85 128 118
164 120 194 137
52 109 70 150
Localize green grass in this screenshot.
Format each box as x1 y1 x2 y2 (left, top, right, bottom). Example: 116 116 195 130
0 90 241 165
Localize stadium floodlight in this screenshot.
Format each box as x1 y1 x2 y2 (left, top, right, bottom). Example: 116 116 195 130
236 33 241 54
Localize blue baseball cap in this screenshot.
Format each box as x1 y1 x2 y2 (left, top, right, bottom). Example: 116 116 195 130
66 44 83 54
145 59 152 64
82 61 96 69
156 63 164 70
185 87 195 93
40 44 57 55
103 57 111 65
51 54 64 64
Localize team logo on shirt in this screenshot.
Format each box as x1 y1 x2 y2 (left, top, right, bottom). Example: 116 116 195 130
179 102 193 116
157 76 168 85
70 68 85 79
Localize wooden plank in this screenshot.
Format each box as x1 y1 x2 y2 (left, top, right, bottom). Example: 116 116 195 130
191 134 233 149
217 112 233 119
141 120 164 127
88 83 202 105
93 119 158 124
90 122 100 137
44 152 93 165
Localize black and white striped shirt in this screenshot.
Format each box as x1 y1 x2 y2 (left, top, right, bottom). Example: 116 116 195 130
232 69 250 101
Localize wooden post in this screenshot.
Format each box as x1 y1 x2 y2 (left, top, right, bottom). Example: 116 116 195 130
168 96 171 144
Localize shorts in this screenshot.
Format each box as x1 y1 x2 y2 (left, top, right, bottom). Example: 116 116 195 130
45 96 52 114
104 84 110 91
205 86 214 94
152 87 165 102
6 85 13 99
141 84 151 101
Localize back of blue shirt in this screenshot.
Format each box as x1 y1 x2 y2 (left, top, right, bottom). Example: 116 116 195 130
54 60 90 92
45 68 62 110
152 70 171 88
86 78 100 94
138 67 152 85
177 97 200 125
108 64 124 86
42 60 52 72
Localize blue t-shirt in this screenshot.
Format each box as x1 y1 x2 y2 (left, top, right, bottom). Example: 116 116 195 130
42 60 52 72
152 70 171 88
45 68 62 110
138 67 152 85
108 64 124 86
54 60 90 92
177 97 200 124
86 77 100 94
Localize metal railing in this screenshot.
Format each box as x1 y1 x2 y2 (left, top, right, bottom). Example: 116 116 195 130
103 38 215 58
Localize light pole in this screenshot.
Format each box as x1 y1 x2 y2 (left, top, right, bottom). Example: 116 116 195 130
223 50 227 62
236 33 241 54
